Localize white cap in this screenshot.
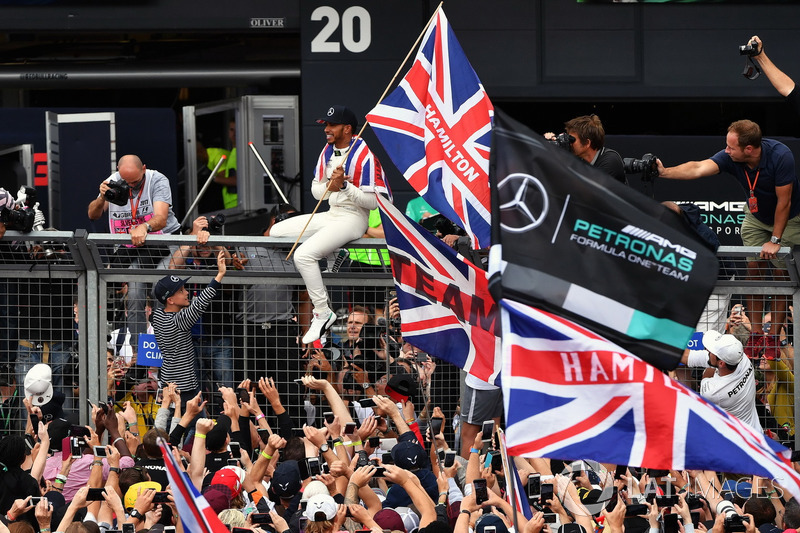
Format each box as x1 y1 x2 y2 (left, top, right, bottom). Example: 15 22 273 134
300 480 330 502
703 330 744 365
304 494 337 521
24 363 54 406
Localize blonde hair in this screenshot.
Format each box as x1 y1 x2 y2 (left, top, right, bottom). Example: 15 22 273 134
305 520 334 533
218 508 246 527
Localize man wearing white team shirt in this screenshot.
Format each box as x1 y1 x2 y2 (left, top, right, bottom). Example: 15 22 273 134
682 330 762 431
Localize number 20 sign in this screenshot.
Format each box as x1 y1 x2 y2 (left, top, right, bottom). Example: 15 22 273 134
310 6 371 53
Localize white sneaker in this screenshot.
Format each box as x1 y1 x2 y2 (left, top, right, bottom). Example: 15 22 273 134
302 310 337 345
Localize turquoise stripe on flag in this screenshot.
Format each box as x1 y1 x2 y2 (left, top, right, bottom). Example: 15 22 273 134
627 310 694 349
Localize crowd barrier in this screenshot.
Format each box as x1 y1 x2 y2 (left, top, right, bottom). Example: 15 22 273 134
0 231 797 450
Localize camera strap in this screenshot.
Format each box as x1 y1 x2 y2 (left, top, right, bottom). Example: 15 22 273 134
743 57 761 80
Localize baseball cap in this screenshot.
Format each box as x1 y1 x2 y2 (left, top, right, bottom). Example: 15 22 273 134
211 468 242 497
24 363 54 406
703 330 744 365
475 514 510 533
391 440 427 471
271 460 302 499
301 480 331 502
125 481 161 510
39 391 66 423
374 508 406 532
153 274 190 304
205 415 231 451
316 105 358 131
202 487 232 514
304 493 338 522
394 507 420 533
386 374 417 404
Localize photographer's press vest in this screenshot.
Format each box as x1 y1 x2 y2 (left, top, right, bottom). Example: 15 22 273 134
107 170 164 236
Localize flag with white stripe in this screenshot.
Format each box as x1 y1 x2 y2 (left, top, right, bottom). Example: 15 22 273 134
500 299 800 499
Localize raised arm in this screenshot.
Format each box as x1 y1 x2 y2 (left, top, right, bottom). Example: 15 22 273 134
751 36 796 97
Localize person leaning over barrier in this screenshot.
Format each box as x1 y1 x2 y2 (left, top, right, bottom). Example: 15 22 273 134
657 119 800 339
87 155 182 348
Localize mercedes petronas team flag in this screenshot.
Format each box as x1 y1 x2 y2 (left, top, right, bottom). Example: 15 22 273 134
489 110 719 370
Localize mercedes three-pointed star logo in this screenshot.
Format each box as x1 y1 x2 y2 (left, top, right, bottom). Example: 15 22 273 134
497 172 549 233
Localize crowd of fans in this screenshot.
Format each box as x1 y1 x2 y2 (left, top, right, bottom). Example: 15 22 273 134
1 187 798 533
2 349 800 533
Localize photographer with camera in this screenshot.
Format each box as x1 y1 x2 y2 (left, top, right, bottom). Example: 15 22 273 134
545 114 626 184
87 155 181 345
657 119 800 337
745 36 800 116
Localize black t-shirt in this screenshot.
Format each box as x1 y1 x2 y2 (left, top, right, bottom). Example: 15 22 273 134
593 147 627 184
787 86 800 117
135 457 169 489
0 468 40 528
205 451 232 473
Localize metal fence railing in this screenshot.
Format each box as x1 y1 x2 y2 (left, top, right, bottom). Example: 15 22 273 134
0 233 798 450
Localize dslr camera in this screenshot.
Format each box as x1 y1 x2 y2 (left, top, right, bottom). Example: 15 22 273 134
548 132 576 151
623 153 660 182
104 180 131 206
0 186 44 232
739 40 760 57
724 514 750 533
202 213 226 234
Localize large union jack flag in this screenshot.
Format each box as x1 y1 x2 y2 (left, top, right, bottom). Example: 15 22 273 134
367 8 493 248
314 136 392 199
377 193 500 385
500 299 800 499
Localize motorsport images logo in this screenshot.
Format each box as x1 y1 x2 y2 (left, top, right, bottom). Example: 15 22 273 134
497 173 549 233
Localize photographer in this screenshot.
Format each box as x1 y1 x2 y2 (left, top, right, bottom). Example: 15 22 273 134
87 155 181 344
747 36 800 116
658 119 800 338
546 114 626 184
0 187 10 239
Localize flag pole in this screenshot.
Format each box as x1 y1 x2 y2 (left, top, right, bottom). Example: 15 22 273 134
356 0 444 139
498 428 522 533
248 141 291 204
284 2 444 259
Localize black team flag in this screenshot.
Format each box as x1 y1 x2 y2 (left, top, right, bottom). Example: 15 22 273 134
488 110 719 370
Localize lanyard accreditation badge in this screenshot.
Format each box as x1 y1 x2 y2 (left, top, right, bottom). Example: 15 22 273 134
745 168 759 214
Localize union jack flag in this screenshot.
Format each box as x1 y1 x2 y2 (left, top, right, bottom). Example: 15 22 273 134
367 8 493 248
498 430 534 521
158 438 230 533
376 193 500 385
314 136 391 199
500 299 800 499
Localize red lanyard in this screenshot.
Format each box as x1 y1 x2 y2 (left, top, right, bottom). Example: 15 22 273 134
128 175 146 228
744 168 760 194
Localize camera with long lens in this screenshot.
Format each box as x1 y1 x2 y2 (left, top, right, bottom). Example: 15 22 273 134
104 180 131 206
548 132 576 151
0 186 42 232
739 40 760 57
0 205 35 232
202 213 226 234
623 153 660 182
